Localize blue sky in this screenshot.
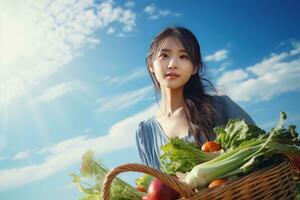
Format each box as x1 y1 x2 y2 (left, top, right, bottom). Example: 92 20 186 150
0 0 300 199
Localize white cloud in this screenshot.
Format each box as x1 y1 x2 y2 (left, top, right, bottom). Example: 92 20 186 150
291 40 300 55
247 52 289 76
216 42 300 102
101 75 119 85
125 1 135 8
12 150 32 160
209 61 232 75
144 4 156 15
143 4 181 20
205 49 229 62
159 10 171 16
35 82 85 102
97 1 136 32
101 68 147 85
0 104 157 191
217 69 248 86
107 27 115 34
96 85 153 113
0 0 136 108
122 68 147 83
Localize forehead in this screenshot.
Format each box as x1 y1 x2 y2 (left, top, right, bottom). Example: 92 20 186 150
158 36 186 52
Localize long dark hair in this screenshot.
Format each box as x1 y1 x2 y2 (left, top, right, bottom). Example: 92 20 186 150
146 26 217 145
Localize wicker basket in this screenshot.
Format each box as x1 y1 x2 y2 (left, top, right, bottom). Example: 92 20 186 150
101 159 296 200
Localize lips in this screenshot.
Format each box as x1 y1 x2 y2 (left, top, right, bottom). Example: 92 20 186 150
166 72 180 77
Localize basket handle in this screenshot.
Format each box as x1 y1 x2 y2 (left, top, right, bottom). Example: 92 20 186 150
101 163 195 200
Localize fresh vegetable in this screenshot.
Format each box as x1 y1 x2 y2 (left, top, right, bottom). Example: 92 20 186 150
136 185 146 192
289 155 300 173
135 174 154 192
183 144 260 188
201 141 221 152
296 182 300 199
208 179 227 188
182 112 300 189
70 150 146 200
215 119 266 151
143 178 180 200
160 137 222 174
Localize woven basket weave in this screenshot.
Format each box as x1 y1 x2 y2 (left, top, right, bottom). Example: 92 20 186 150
101 159 296 200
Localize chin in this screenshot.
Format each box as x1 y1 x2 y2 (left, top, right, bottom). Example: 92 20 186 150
161 78 189 89
162 83 184 90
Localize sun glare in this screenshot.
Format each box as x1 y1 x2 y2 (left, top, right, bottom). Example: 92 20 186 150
0 9 33 65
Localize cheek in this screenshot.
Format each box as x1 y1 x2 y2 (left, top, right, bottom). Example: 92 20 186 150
181 66 195 83
182 74 193 85
182 63 194 75
154 71 165 83
152 61 165 75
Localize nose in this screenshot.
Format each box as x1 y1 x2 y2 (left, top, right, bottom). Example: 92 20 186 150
168 57 178 69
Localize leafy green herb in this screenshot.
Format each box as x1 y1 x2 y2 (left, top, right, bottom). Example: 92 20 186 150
135 174 153 190
160 137 221 174
70 150 146 200
214 119 266 150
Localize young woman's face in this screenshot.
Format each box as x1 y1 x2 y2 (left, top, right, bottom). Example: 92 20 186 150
150 36 196 90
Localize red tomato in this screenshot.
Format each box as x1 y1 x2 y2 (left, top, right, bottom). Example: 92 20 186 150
208 179 227 188
136 185 146 192
201 141 221 152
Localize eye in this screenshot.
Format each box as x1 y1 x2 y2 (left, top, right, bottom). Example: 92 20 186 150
159 53 168 58
180 55 190 59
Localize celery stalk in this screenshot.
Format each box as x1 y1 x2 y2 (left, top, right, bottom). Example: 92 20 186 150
184 145 260 188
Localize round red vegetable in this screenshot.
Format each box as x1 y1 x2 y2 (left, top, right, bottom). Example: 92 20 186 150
143 178 180 200
201 141 221 152
136 185 146 192
208 179 227 188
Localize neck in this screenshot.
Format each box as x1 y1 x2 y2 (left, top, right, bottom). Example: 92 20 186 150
158 87 185 118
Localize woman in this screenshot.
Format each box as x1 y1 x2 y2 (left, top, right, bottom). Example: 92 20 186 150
135 26 254 170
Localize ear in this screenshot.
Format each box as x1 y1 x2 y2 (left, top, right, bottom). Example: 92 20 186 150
149 64 154 73
192 67 197 75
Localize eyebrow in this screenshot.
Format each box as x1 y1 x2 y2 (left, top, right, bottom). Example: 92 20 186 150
160 48 188 53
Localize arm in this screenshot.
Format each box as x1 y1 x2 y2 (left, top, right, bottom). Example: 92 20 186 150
135 121 149 166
